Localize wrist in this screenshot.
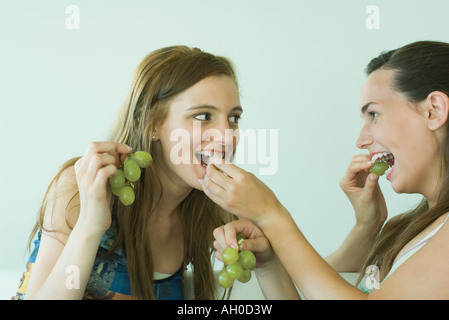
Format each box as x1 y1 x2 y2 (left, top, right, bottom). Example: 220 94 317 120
73 216 108 241
353 220 383 238
257 201 289 228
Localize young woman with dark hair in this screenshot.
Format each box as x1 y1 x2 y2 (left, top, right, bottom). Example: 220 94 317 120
205 41 449 299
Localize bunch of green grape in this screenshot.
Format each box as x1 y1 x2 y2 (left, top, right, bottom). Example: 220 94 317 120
218 233 257 289
109 151 152 206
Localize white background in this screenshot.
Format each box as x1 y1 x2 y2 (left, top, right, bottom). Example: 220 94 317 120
1 0 445 298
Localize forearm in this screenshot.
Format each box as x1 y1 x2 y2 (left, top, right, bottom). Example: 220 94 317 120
325 224 378 272
25 223 104 300
254 256 301 300
259 207 367 300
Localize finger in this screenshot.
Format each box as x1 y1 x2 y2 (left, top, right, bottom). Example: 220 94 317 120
223 223 239 249
360 173 380 199
202 173 226 199
93 164 118 193
213 226 228 251
223 219 261 248
239 237 271 254
205 162 233 191
87 141 132 155
209 156 245 180
86 153 117 183
347 159 373 175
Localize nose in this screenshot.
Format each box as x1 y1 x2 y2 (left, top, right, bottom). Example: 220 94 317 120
356 124 373 149
203 118 238 150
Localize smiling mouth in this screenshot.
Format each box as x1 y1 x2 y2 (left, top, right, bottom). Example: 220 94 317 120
195 150 226 167
371 151 395 176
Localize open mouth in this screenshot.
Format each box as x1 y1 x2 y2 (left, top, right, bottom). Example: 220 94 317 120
195 150 226 168
371 151 395 177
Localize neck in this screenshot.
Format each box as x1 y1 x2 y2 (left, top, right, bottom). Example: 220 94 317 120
150 167 192 221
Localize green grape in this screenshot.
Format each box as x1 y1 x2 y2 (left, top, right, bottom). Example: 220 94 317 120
222 247 239 265
237 269 251 283
369 161 390 176
119 186 135 206
109 169 125 189
124 159 141 182
111 186 121 196
132 151 152 168
236 232 244 246
218 267 234 289
238 250 256 271
226 262 243 280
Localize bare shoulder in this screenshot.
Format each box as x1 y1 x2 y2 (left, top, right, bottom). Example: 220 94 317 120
370 212 449 299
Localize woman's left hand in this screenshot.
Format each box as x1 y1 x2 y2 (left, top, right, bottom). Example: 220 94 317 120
199 157 282 225
213 219 274 269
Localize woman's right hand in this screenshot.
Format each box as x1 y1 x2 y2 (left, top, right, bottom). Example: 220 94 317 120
339 154 387 233
74 141 132 234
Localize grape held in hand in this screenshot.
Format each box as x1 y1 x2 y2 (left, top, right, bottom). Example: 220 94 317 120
109 150 152 206
369 161 390 176
218 234 257 289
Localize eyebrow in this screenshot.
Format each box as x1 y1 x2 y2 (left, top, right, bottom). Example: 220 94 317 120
360 102 374 115
187 104 243 113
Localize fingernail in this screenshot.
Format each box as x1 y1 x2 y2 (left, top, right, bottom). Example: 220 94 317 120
124 144 132 151
198 179 204 187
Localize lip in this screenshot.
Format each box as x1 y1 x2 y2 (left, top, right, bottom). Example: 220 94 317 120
195 149 228 168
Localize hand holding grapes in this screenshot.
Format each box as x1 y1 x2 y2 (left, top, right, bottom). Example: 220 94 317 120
74 142 132 234
213 219 274 288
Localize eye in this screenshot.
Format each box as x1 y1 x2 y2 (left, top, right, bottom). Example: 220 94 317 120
194 113 211 121
368 111 378 121
229 114 241 124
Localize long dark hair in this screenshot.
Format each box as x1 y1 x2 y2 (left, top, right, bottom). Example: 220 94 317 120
360 41 449 281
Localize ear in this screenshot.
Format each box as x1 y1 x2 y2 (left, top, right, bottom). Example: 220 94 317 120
151 126 160 141
426 91 449 131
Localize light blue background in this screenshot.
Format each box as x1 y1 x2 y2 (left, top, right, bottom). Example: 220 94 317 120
1 0 444 298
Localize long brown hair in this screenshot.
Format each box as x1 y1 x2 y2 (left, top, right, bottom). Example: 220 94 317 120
29 46 238 299
359 41 449 281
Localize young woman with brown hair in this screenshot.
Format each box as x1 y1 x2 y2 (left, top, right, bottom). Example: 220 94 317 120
205 40 449 299
14 45 297 300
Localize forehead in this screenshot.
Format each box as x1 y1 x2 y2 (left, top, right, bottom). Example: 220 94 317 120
359 69 397 112
170 75 240 111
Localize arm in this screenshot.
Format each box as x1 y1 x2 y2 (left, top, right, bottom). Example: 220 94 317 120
325 224 378 272
258 206 367 299
202 158 367 299
326 154 387 272
203 159 449 299
25 142 131 299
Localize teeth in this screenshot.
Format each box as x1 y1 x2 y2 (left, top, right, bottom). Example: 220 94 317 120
197 150 225 167
197 150 224 158
371 152 394 163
